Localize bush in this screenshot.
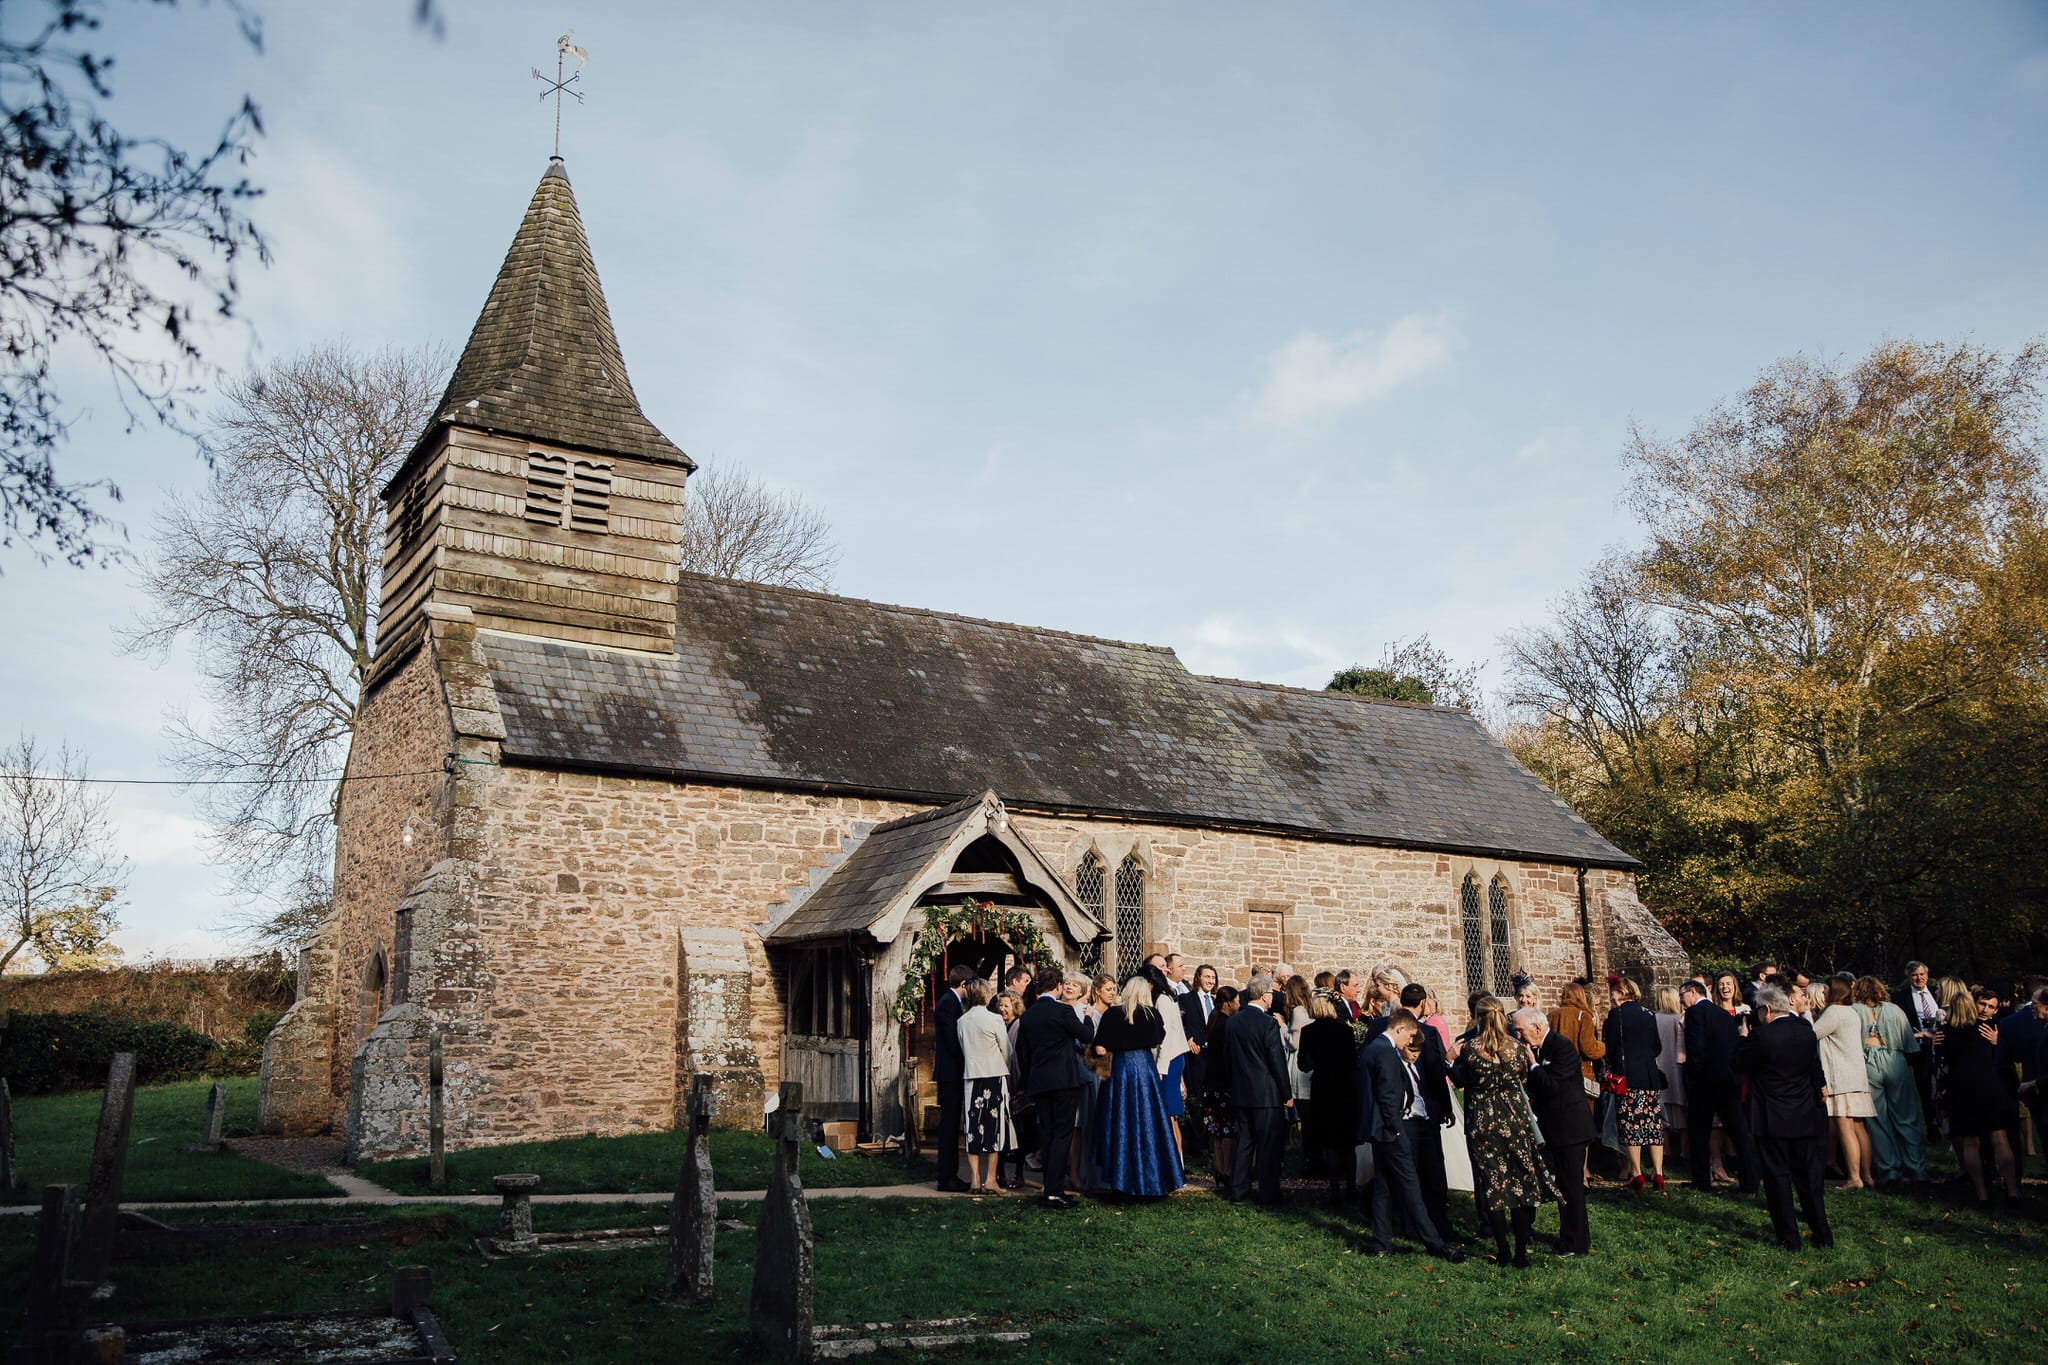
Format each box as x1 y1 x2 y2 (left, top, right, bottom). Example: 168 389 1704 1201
0 1011 220 1095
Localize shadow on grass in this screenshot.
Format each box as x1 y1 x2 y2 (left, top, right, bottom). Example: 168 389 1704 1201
6 1076 337 1203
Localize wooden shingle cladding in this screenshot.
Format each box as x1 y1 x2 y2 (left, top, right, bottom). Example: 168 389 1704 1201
372 426 689 677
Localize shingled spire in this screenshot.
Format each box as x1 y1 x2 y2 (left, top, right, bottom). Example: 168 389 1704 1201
427 157 691 469
372 158 694 672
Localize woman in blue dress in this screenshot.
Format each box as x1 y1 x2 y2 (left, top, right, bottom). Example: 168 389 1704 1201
1089 974 1185 1197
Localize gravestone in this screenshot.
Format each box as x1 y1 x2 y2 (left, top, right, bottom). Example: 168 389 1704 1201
75 1052 137 1290
666 1073 717 1302
1 1076 18 1193
491 1174 540 1249
184 1082 227 1153
428 1030 446 1189
17 1184 88 1363
747 1081 814 1364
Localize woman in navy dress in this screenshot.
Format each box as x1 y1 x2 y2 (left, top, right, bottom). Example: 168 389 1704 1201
1089 974 1185 1197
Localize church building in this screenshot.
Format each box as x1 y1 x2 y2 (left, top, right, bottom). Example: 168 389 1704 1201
258 157 1688 1159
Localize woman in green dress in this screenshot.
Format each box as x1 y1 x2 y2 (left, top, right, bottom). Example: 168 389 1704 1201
1852 976 1928 1186
1451 997 1562 1267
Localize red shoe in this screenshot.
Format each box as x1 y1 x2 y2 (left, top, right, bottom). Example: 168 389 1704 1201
1652 1174 1666 1193
1627 1175 1645 1193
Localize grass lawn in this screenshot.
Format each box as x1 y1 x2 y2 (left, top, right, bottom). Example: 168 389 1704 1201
6 1076 337 1204
2 1172 2042 1362
359 1127 935 1196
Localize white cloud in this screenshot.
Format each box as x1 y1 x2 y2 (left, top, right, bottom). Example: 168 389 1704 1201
1249 312 1458 426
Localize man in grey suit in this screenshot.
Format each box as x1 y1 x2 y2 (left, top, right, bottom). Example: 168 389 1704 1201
1224 973 1292 1204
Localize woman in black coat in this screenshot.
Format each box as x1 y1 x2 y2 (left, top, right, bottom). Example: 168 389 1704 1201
1295 993 1360 1200
1601 975 1667 1191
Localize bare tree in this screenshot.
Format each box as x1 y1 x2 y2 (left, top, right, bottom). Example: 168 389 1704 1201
128 343 448 945
0 735 126 974
677 458 839 590
2 0 268 565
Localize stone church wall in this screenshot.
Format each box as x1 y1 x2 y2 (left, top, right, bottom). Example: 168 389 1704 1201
260 642 454 1134
338 754 1669 1154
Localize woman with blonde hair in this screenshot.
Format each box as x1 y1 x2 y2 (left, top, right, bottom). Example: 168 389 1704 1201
1652 984 1688 1158
1935 989 2021 1206
1851 975 1927 1185
1295 992 1359 1199
1813 973 1875 1189
1284 974 1318 1173
1452 997 1560 1267
957 978 1015 1194
1088 973 1184 1196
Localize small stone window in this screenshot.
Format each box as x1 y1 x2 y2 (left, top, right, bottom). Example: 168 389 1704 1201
1113 853 1145 978
1487 875 1515 994
1073 851 1104 971
787 944 859 1038
523 452 613 531
1459 873 1487 999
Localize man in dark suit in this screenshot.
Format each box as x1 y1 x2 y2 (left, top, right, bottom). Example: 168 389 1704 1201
1179 965 1218 1157
1334 970 1364 1024
1015 967 1095 1208
1399 983 1459 1244
932 963 972 1193
1514 1006 1595 1256
1224 973 1293 1204
1682 978 1758 1193
1896 961 1941 1128
1355 1010 1467 1261
1733 984 1833 1251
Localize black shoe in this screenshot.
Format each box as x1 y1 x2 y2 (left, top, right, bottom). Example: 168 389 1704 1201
1813 1234 1835 1249
1433 1245 1468 1264
1552 1249 1581 1259
1778 1239 1802 1252
936 1180 971 1193
1512 1251 1530 1269
1038 1193 1077 1209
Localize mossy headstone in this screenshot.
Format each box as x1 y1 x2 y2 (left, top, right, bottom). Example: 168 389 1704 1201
747 1081 814 1363
667 1072 718 1302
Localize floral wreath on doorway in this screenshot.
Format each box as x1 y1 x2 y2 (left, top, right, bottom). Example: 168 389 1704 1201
892 899 1059 1022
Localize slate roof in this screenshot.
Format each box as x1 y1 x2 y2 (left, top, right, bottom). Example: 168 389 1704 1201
397 158 691 485
480 574 1639 870
767 796 987 943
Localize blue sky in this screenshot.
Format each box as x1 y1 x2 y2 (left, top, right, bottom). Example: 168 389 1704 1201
3 1 2044 960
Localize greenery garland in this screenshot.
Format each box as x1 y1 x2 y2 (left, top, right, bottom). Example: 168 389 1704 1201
892 899 1059 1022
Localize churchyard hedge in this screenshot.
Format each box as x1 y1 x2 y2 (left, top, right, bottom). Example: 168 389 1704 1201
0 1010 220 1095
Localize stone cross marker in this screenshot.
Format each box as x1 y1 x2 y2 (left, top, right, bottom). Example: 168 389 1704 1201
667 1072 717 1302
184 1081 226 1153
75 1051 137 1289
747 1081 814 1363
428 1029 446 1189
1 1076 18 1193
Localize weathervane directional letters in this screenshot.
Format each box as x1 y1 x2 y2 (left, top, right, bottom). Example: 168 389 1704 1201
532 32 589 157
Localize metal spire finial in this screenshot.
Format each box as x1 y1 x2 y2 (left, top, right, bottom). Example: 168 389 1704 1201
532 32 589 158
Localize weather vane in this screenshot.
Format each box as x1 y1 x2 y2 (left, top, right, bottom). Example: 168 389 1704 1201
532 32 589 158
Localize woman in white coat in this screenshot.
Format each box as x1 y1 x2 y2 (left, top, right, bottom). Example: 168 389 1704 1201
1813 972 1876 1190
957 978 1016 1194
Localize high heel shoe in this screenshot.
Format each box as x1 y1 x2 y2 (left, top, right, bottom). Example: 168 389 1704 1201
1627 1175 1645 1193
1652 1173 1666 1193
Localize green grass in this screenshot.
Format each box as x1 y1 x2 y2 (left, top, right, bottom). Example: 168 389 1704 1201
359 1127 935 1196
6 1076 338 1203
2 1171 2042 1362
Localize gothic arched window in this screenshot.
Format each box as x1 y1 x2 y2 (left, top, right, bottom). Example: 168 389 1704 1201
1459 873 1487 999
1113 853 1146 978
1074 851 1105 971
1488 874 1515 994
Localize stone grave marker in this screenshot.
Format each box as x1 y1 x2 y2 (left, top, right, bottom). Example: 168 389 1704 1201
1 1076 18 1193
184 1081 227 1153
19 1184 86 1359
667 1072 717 1302
747 1081 814 1364
428 1029 446 1189
491 1174 540 1250
75 1051 137 1290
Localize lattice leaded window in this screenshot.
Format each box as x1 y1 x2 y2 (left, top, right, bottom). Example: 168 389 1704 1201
1074 852 1105 971
1114 854 1145 978
1459 873 1487 999
1487 875 1515 995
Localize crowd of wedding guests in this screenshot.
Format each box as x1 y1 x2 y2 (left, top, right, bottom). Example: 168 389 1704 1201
928 950 2048 1264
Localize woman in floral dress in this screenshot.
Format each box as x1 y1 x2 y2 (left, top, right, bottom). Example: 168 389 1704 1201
1452 997 1561 1267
